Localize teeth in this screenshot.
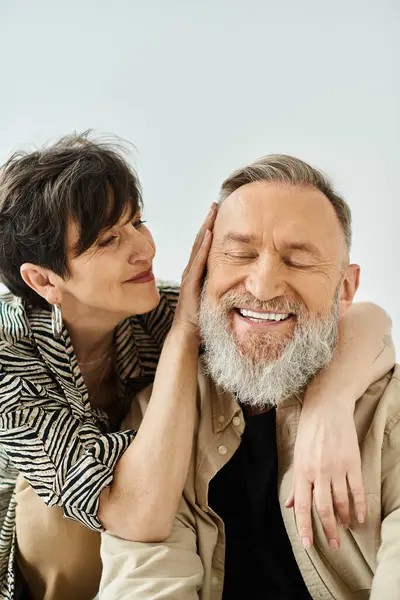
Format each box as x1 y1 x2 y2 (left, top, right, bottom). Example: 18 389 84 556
239 309 290 322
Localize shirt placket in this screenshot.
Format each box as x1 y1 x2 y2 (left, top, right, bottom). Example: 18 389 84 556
276 402 335 600
198 393 245 600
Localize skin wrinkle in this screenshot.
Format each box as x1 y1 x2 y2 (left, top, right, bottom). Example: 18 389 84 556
208 182 348 310
217 182 347 251
94 217 154 300
199 180 359 407
33 208 161 361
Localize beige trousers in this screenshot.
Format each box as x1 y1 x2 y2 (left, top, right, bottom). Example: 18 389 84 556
15 475 102 600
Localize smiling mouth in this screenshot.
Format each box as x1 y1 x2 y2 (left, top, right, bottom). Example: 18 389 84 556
125 268 154 283
235 308 294 323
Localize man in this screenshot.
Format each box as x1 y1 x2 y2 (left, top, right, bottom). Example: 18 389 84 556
100 155 399 599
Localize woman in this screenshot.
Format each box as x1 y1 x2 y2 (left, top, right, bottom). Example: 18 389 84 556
0 134 394 600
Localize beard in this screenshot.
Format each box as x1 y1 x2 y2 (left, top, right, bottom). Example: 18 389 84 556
199 284 341 409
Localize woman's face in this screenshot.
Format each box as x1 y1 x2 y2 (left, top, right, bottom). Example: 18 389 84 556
56 211 160 320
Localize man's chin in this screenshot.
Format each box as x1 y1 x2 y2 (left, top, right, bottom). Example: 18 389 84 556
234 335 290 363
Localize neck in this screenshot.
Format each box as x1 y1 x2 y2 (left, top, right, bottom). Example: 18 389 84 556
67 322 115 364
61 299 122 364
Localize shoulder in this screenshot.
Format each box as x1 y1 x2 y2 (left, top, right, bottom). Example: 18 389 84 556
382 365 400 433
357 365 398 405
356 365 400 441
0 293 31 345
379 365 400 408
0 293 49 371
392 364 400 384
378 366 400 461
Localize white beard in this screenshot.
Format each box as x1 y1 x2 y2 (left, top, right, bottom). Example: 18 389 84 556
199 287 340 409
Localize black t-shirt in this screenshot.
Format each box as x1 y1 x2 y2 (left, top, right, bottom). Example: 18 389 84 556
208 408 312 600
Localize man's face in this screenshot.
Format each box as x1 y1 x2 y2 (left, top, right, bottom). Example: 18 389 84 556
200 181 359 407
205 181 351 361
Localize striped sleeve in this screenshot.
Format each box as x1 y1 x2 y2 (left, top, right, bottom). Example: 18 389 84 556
0 368 135 531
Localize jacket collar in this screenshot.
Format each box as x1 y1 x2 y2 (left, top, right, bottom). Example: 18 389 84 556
26 303 143 420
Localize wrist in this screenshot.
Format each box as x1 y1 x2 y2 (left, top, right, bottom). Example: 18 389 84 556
304 378 358 412
168 322 200 346
303 389 357 414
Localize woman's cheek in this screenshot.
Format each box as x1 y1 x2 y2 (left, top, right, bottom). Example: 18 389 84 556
143 227 156 252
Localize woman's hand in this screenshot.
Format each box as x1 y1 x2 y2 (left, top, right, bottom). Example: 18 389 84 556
285 394 366 550
101 203 218 541
173 203 218 337
285 302 393 549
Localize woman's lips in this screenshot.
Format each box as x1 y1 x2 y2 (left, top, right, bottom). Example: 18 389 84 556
125 269 154 284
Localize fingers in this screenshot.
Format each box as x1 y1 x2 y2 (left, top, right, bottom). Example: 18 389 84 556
293 478 313 549
189 229 213 282
331 478 350 530
291 473 365 550
313 478 340 549
347 468 367 524
188 203 218 266
284 482 294 508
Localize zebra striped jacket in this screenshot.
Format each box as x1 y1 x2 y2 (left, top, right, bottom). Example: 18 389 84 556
0 283 179 599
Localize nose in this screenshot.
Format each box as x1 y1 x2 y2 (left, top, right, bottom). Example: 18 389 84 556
125 229 156 265
245 254 286 302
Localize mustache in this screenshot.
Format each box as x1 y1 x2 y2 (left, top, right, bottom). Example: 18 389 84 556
216 289 307 317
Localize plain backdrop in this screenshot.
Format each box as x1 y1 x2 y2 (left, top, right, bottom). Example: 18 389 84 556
1 0 399 352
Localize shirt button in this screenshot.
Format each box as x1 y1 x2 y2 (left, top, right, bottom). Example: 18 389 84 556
218 445 228 455
232 416 241 427
212 576 219 586
218 415 225 423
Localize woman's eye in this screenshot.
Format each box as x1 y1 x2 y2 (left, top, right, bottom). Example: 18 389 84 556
132 219 147 229
98 235 118 248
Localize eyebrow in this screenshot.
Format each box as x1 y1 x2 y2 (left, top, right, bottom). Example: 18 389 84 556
110 211 141 232
222 232 259 244
281 242 323 260
222 233 323 260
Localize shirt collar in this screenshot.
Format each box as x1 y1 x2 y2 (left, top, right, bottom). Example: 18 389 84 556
198 361 303 433
197 366 243 434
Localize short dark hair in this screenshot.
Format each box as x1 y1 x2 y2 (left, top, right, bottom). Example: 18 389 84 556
0 132 143 308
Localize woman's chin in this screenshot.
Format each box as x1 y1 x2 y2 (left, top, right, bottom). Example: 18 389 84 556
125 286 161 316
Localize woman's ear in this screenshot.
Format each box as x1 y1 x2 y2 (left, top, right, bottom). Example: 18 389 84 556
339 263 360 312
20 264 61 305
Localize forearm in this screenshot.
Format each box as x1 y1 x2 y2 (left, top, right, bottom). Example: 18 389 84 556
99 325 199 541
306 302 394 407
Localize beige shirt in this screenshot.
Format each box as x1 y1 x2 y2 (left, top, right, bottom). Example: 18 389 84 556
100 364 400 600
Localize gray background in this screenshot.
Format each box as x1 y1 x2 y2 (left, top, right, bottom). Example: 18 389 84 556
1 0 399 351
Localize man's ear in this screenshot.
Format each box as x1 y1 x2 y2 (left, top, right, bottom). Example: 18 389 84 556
339 263 360 313
20 263 61 305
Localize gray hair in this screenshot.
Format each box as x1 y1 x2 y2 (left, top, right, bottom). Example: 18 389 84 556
199 281 341 408
219 154 352 251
